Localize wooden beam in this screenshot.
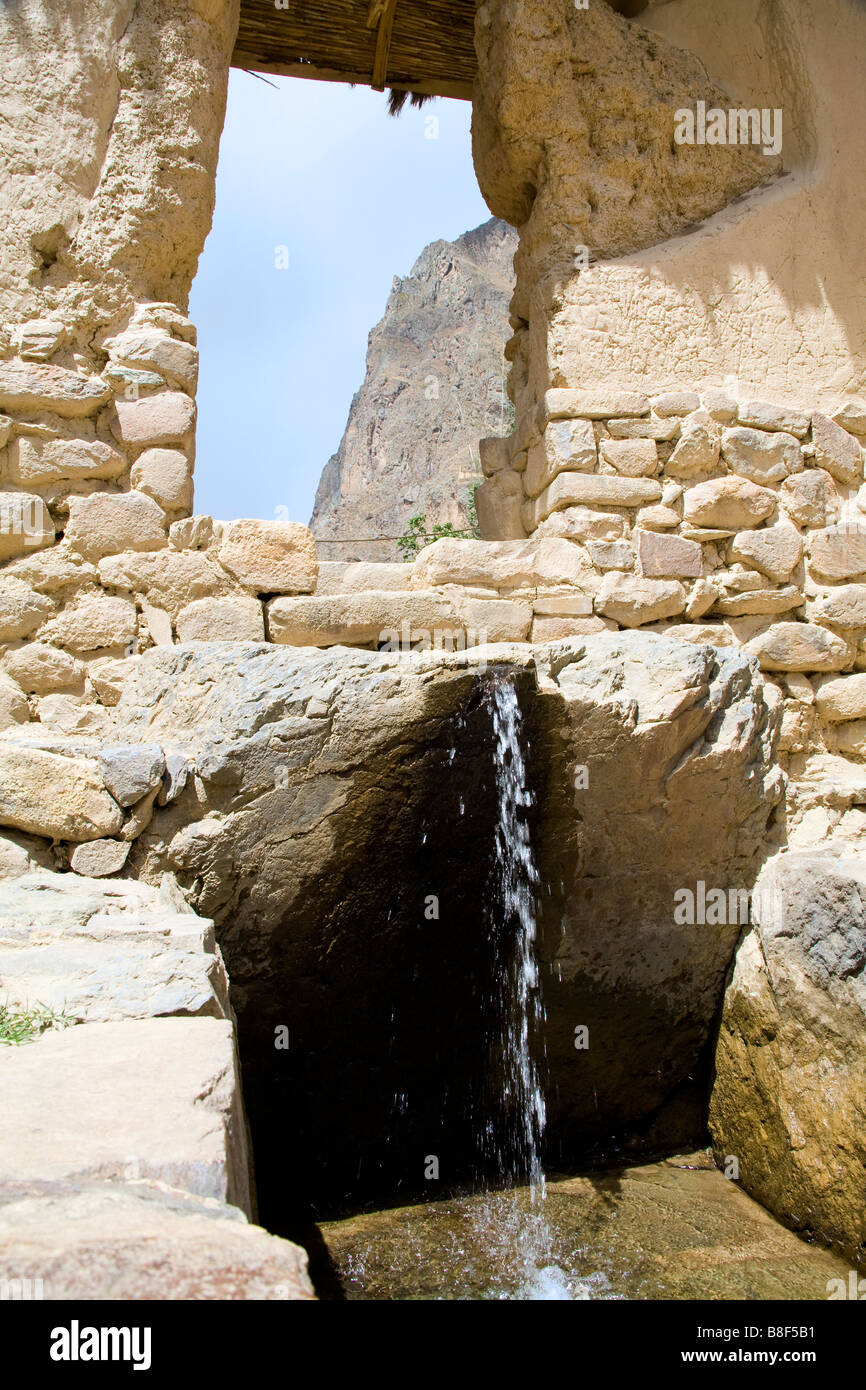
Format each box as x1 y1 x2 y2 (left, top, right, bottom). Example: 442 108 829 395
370 0 398 91
366 0 388 28
231 53 473 101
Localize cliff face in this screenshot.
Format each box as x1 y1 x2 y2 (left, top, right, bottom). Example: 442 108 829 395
309 218 518 561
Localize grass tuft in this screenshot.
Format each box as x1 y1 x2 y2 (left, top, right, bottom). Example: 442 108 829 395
0 1000 73 1046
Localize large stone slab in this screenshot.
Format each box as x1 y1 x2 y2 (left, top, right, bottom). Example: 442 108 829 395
596 572 686 626
112 635 780 1189
130 447 193 511
737 401 810 437
811 584 866 628
6 437 125 484
722 427 802 484
710 852 866 1263
811 413 863 485
0 1018 250 1212
636 529 702 579
113 391 195 448
0 871 208 946
813 673 866 721
0 935 228 1023
176 596 265 642
65 492 167 561
729 523 803 582
779 469 839 528
0 1179 314 1301
712 585 803 617
599 437 658 478
315 561 413 596
808 525 866 581
267 591 472 647
540 388 650 422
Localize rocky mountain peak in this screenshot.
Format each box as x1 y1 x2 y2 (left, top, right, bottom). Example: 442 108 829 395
310 217 517 561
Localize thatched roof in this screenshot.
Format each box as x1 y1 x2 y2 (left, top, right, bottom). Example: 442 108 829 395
233 0 477 101
232 1 648 102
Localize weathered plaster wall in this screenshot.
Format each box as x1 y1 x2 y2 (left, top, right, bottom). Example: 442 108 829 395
473 0 866 432
573 0 866 403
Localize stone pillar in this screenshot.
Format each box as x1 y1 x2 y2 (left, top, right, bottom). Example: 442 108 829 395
0 0 239 547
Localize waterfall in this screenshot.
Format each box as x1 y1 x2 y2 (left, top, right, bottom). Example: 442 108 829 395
479 674 547 1197
475 672 579 1298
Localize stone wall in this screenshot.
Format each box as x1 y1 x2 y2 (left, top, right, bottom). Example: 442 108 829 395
0 0 324 741
473 386 866 775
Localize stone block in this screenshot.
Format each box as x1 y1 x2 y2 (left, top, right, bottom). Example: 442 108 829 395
131 448 193 511
599 437 658 477
42 596 137 653
779 469 839 529
113 392 195 448
219 520 317 594
637 530 702 579
737 401 810 437
722 427 802 484
525 472 661 529
539 388 650 423
811 413 863 486
0 746 123 840
176 596 265 643
596 573 687 627
66 493 167 560
0 363 110 418
745 622 850 672
6 437 126 485
683 476 777 530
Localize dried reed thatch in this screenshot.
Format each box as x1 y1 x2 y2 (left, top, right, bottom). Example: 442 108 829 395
233 0 477 102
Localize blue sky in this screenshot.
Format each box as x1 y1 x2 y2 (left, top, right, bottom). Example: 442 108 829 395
190 73 491 525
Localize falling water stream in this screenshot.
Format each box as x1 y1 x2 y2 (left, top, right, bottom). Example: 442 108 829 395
483 674 546 1197
318 669 848 1299
472 673 573 1299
